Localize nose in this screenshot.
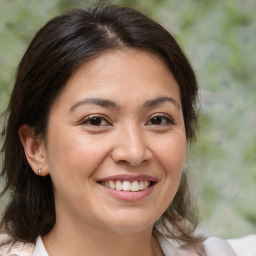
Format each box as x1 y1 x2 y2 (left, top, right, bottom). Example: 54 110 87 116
111 125 151 166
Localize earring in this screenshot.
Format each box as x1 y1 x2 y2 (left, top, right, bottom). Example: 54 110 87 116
38 168 42 175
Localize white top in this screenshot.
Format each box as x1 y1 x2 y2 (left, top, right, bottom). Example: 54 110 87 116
227 235 256 256
0 231 239 256
154 229 237 256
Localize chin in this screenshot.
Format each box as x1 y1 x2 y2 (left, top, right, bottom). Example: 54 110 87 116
101 212 158 234
108 223 154 235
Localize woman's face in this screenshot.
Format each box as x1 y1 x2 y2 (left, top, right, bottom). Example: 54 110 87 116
43 49 186 234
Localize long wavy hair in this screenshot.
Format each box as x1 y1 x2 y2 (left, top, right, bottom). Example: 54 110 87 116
0 5 200 246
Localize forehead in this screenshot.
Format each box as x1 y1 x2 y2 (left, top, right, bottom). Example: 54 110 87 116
51 48 181 111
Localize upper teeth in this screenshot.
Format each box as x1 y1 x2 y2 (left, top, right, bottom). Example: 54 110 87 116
102 180 150 192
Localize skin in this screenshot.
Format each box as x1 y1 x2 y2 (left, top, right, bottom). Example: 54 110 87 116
20 48 187 256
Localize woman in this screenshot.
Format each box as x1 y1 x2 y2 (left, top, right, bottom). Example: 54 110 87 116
0 5 236 256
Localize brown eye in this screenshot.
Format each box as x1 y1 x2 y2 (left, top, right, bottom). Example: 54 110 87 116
147 115 174 126
89 117 103 126
81 115 111 127
151 116 162 125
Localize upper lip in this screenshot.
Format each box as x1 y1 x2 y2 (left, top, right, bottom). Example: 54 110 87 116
97 174 158 183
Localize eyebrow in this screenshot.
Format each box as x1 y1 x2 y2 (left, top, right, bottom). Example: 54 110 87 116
69 98 119 112
143 96 180 109
69 96 180 113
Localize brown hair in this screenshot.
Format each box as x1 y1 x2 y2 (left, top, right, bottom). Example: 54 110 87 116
0 5 200 246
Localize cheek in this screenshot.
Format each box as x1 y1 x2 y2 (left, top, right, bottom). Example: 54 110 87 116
150 133 186 214
45 124 110 177
154 132 187 172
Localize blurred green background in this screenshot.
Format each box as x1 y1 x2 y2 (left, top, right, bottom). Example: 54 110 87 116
0 0 255 238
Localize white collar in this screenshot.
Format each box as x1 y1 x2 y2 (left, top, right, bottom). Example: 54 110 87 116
33 236 49 256
153 228 180 256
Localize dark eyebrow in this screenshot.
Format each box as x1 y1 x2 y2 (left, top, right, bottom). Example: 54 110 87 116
143 96 180 109
69 98 119 112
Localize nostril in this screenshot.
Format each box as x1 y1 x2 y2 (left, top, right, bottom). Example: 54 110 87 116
119 160 130 164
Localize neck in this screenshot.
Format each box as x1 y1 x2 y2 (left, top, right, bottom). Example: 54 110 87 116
43 219 162 256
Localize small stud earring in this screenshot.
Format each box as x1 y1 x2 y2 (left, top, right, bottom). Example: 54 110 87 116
38 168 42 175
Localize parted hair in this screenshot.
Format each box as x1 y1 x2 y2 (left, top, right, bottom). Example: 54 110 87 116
0 5 200 246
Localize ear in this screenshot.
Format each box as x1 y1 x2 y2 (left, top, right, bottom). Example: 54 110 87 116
19 124 49 176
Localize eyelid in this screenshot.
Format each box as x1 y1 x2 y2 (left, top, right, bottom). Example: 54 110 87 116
146 113 175 125
80 114 112 126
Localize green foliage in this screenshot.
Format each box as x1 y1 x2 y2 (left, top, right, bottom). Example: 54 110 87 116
0 0 255 238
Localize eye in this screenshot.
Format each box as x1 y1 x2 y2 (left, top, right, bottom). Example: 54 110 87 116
146 115 174 126
81 115 111 126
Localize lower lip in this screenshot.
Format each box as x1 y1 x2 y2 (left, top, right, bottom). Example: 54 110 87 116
99 184 155 201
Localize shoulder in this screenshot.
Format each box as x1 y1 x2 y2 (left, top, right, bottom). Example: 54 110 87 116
203 236 237 256
227 234 256 256
154 228 202 256
0 234 34 256
172 236 237 256
154 227 237 256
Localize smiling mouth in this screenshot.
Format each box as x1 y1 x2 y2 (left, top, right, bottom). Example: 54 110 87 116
100 180 153 192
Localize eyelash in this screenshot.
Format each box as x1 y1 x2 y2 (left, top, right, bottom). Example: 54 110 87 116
80 114 111 127
80 114 174 127
146 114 175 126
